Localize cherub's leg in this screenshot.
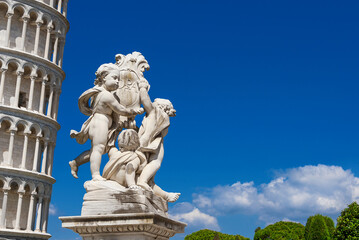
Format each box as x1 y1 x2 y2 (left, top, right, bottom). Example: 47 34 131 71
69 150 90 178
89 124 108 181
152 183 181 202
138 142 164 191
90 143 106 180
126 158 141 189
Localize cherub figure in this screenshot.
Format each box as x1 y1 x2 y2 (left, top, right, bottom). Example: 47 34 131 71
70 63 143 181
136 79 180 202
103 129 147 189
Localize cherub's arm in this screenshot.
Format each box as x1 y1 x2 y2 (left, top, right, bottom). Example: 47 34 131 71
139 80 154 113
103 91 143 116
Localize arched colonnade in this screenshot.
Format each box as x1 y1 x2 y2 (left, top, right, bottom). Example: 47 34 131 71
0 0 67 67
0 56 62 120
0 113 56 176
0 175 51 233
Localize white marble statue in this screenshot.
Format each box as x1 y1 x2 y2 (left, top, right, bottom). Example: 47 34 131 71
69 52 180 209
70 63 144 181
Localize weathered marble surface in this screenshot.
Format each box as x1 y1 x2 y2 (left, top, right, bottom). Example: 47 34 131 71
82 180 167 217
60 213 186 240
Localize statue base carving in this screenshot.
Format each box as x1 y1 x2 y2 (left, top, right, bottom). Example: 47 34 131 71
81 180 168 217
60 213 186 240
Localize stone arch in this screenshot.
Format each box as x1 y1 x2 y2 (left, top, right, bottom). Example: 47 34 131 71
5 58 20 70
9 4 26 49
0 1 9 44
0 115 15 130
14 119 28 133
3 59 21 106
41 126 51 139
0 116 15 166
29 123 42 137
36 66 46 79
24 9 40 54
8 178 21 190
6 177 21 229
35 182 44 195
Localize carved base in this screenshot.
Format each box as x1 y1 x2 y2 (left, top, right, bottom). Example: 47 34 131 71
81 180 168 217
60 213 186 240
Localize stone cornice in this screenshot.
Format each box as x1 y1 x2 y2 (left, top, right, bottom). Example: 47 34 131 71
60 213 186 238
0 228 51 239
0 47 66 80
0 105 60 131
0 166 56 185
14 0 70 33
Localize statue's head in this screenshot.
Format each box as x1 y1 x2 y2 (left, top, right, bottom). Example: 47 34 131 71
94 63 120 90
117 129 140 152
154 98 176 117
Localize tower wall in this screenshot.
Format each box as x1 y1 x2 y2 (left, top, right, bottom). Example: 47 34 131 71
0 0 69 239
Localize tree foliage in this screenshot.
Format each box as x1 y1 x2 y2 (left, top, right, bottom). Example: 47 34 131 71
185 229 250 240
254 221 305 240
305 214 334 240
334 202 359 240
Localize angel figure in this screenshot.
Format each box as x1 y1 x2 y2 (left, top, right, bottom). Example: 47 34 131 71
70 63 143 181
136 79 180 202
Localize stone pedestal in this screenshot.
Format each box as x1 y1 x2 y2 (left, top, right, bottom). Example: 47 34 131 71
60 213 186 240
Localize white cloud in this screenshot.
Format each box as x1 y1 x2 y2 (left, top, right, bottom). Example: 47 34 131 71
170 202 220 231
191 164 359 223
49 204 57 216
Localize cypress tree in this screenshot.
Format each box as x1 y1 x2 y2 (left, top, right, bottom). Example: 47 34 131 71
307 215 330 240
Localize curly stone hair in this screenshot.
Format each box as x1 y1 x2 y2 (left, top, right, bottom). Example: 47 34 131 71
94 63 120 86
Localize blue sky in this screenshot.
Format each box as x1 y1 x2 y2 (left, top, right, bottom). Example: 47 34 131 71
49 1 359 239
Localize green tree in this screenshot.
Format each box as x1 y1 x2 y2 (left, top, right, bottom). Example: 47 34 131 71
254 221 305 240
185 229 250 240
334 202 359 240
213 233 220 240
323 216 335 239
305 214 334 240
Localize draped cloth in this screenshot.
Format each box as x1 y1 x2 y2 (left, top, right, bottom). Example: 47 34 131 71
138 105 170 153
70 86 120 152
102 150 147 180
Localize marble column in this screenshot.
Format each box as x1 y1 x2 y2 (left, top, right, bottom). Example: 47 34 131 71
52 34 59 64
0 68 7 104
46 83 54 117
32 136 40 171
34 21 43 55
0 189 9 228
57 0 63 12
6 128 16 167
39 76 48 114
14 71 24 107
58 39 65 67
20 131 30 169
47 143 54 175
15 191 25 230
27 75 36 110
63 0 68 17
5 12 13 47
44 25 53 60
20 16 29 51
52 88 60 120
35 195 43 232
41 196 50 232
26 193 35 231
41 140 49 174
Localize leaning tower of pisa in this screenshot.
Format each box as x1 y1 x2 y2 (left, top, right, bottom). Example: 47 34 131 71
0 0 68 239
